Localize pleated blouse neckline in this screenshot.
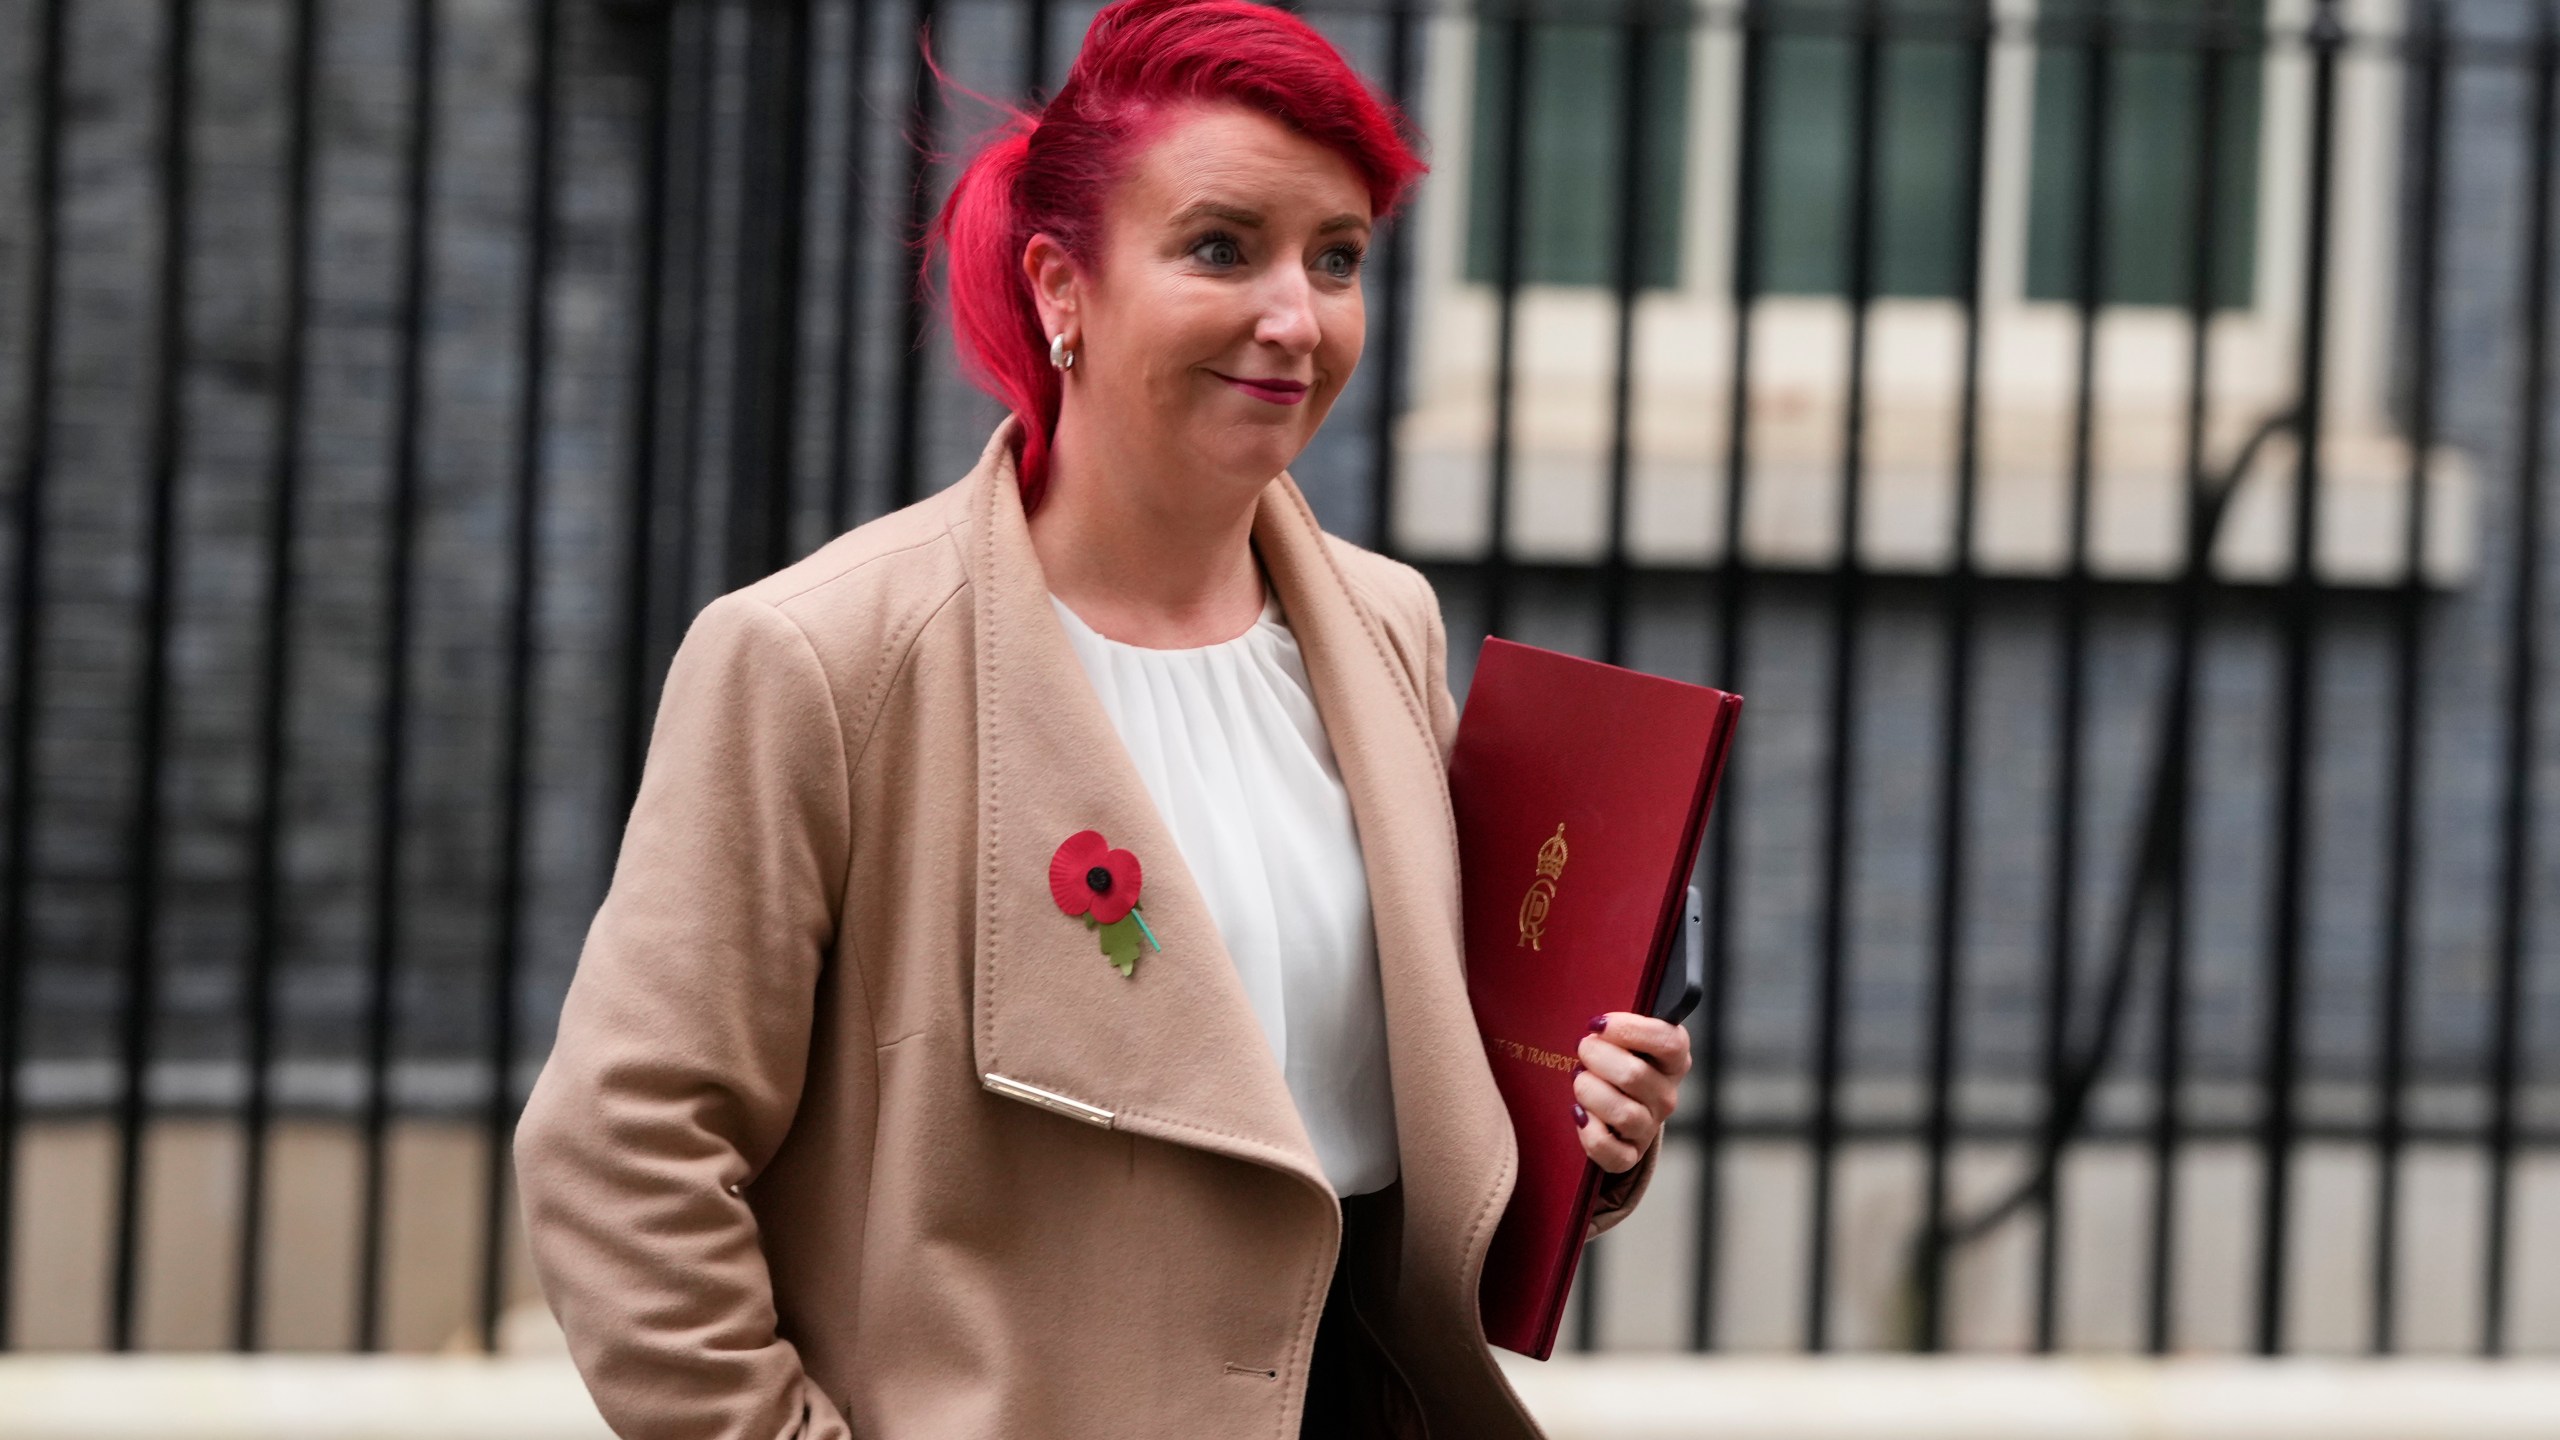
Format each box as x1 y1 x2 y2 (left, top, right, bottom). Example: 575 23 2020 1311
1046 583 1284 654
1044 579 1401 1196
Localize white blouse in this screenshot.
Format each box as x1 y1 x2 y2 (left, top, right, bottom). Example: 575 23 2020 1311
1050 583 1401 1197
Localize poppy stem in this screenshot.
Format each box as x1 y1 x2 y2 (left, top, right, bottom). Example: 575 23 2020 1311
1131 908 1162 952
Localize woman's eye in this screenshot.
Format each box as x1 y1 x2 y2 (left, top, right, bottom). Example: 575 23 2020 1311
1193 234 1244 267
1319 245 1366 281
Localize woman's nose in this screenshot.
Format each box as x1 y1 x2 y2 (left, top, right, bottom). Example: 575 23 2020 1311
1252 271 1319 356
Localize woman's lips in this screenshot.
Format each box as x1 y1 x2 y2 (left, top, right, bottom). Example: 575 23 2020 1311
1215 372 1310 406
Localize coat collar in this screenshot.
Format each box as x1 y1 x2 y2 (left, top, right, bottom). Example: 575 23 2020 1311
951 419 1514 1260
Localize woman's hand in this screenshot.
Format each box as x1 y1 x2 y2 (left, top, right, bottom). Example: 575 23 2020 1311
1573 1012 1691 1173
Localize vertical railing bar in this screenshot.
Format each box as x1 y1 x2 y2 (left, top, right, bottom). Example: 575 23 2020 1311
0 0 70 1351
1367 0 1420 558
2040 0 2110 1357
1470 0 1539 1327
356 0 442 1354
2371 0 2445 1359
1694 0 1764 1353
780 0 820 559
1915 0 1997 1354
615 0 680 817
110 0 198 1353
2257 0 2342 1358
672 1 722 623
478 0 563 1355
1596 0 1656 669
2482 0 2555 1362
1575 0 1660 1348
2145 0 2208 1357
889 0 941 511
1481 0 1533 641
726 0 814 581
826 0 877 534
722 0 769 581
1805 0 1883 1355
2145 0 2229 1359
1022 0 1055 95
235 0 326 1354
1576 0 1661 1346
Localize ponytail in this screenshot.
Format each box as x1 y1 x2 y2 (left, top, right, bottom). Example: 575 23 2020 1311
927 116 1064 510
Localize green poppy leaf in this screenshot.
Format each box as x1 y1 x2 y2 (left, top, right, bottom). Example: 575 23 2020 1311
1098 915 1144 972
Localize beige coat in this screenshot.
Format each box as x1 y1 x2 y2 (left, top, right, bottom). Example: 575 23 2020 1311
514 419 1658 1440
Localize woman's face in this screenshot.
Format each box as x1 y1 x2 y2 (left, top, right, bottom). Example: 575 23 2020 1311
1029 104 1373 497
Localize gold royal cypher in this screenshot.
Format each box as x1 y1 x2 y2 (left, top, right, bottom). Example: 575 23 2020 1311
1517 823 1567 950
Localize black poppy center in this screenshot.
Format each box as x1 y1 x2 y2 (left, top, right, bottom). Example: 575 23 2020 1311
1086 865 1114 894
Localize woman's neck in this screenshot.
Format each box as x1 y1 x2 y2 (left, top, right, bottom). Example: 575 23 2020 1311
1028 413 1270 649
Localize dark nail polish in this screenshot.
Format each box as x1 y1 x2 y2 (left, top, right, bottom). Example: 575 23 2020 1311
1588 1014 1609 1033
1572 1103 1588 1127
1571 1061 1584 1077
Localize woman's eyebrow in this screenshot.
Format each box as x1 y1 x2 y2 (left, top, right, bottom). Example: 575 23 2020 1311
1168 201 1370 235
1170 201 1264 228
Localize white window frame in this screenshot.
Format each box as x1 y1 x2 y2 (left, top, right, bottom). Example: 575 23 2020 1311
1391 0 2473 586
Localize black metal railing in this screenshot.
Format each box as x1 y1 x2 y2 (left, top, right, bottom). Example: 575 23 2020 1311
0 0 2552 1361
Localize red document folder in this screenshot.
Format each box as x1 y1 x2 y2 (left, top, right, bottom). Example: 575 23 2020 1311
1448 638 1743 1359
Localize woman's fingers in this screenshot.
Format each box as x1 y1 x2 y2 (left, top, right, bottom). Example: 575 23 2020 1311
1575 1036 1680 1118
1578 1016 1686 1110
1574 1100 1648 1172
1589 1011 1692 1080
1569 1011 1688 1172
1573 1067 1654 1141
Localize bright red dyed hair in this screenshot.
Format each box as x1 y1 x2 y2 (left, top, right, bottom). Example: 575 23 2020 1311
925 0 1427 513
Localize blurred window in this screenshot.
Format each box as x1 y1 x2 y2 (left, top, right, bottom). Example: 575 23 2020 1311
1462 13 1691 290
1463 0 2265 309
2020 0 2265 307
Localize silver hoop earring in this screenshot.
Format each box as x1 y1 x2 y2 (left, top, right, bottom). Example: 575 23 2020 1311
1049 333 1076 371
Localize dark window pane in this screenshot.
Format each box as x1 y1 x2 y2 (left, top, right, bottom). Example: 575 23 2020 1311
1757 0 1978 298
2024 0 2264 308
1757 16 1859 294
1464 16 1690 289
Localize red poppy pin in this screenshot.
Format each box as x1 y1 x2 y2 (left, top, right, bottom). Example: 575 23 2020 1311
1049 829 1163 977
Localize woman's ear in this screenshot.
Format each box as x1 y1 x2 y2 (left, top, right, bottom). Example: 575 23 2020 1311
1022 234 1079 347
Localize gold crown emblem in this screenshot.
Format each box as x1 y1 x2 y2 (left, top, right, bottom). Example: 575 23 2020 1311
1518 823 1567 951
1535 824 1568 881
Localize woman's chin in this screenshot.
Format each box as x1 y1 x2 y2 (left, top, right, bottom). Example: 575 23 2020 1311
1190 431 1310 489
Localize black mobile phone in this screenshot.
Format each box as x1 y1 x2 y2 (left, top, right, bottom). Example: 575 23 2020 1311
1651 885 1705 1026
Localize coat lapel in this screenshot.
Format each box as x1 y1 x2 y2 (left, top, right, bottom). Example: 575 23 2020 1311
961 423 1328 1197
957 421 1513 1297
1249 473 1521 1338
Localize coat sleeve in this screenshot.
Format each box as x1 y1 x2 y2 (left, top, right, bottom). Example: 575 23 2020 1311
514 592 860 1440
1400 566 1661 1241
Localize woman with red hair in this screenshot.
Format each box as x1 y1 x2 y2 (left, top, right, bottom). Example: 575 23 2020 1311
516 1 1688 1435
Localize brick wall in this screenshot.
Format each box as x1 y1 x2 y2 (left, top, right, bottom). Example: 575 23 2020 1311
0 0 2551 1138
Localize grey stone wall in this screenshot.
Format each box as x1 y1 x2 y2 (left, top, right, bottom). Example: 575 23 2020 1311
0 0 659 1106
